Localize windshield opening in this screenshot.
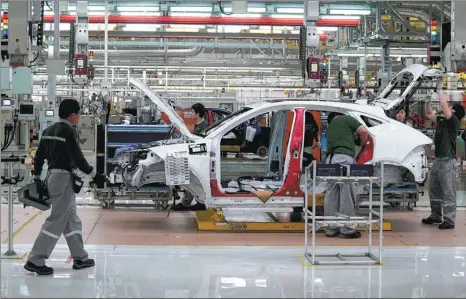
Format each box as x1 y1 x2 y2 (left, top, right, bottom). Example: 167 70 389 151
199 107 252 137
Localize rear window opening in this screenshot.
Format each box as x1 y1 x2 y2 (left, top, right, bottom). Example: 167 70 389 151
360 115 383 127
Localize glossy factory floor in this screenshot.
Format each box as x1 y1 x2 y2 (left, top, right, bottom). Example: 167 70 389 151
1 245 466 298
1 206 466 298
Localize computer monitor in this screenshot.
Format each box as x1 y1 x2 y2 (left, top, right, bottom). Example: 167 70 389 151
45 109 54 117
1 99 11 106
18 103 35 120
19 103 34 115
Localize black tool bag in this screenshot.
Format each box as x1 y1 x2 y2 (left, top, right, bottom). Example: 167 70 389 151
71 173 84 194
17 181 51 211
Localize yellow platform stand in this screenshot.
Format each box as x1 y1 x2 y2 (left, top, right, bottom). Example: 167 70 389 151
196 194 392 232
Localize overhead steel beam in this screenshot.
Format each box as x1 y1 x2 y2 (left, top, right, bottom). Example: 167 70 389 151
384 2 427 38
43 30 300 39
5 14 360 26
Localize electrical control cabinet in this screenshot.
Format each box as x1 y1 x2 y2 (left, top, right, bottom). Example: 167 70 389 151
76 24 89 45
7 2 29 56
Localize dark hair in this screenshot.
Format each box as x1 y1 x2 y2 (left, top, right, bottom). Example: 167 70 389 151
453 103 465 120
191 103 206 118
327 112 342 125
59 99 81 119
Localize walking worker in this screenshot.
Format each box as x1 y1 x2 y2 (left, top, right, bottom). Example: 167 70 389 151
191 103 208 135
323 112 368 239
422 86 465 230
25 99 107 275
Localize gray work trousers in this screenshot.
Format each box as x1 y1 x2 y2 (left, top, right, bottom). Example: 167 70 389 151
428 158 457 224
28 170 88 266
324 154 358 235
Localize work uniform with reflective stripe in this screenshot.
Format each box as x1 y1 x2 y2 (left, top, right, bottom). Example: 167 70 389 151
428 114 460 225
324 115 363 236
28 119 95 266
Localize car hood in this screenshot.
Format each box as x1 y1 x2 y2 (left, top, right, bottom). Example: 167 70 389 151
368 64 444 115
129 78 199 141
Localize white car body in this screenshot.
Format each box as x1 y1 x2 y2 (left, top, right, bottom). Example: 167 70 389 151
118 64 442 209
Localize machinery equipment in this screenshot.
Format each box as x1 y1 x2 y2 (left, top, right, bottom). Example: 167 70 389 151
38 107 59 139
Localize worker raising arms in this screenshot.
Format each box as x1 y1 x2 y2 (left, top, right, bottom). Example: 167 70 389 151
422 86 465 230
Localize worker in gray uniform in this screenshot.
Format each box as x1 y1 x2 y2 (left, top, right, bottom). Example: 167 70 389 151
422 87 464 230
25 99 107 275
323 112 368 238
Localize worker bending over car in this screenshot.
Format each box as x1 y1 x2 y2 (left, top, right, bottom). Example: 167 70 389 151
422 86 465 230
324 112 368 239
25 99 107 275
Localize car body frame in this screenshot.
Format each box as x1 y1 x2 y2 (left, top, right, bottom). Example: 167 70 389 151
112 64 443 209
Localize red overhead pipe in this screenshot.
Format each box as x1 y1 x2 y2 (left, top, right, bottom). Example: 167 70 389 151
3 14 360 27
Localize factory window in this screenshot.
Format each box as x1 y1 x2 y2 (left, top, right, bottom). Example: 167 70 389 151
360 115 382 127
212 110 230 123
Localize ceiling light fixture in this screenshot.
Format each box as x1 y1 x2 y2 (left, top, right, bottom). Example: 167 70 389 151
329 9 371 15
320 15 361 20
170 6 212 12
170 12 211 17
276 7 304 14
116 6 159 12
248 7 267 13
119 12 160 16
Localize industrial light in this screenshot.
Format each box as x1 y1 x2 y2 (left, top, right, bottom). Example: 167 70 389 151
170 24 206 29
116 6 159 12
88 6 106 11
271 14 303 19
165 27 200 32
337 53 426 58
321 15 360 20
119 12 160 16
248 7 267 13
329 9 371 15
259 26 272 30
249 29 272 34
221 25 250 33
317 26 338 32
170 6 212 12
170 12 211 17
430 19 438 45
276 7 304 14
123 24 161 31
89 24 116 30
224 14 262 18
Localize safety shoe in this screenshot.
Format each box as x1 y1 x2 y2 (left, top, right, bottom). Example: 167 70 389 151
421 217 442 225
439 222 455 230
73 259 95 270
24 261 54 275
341 231 362 239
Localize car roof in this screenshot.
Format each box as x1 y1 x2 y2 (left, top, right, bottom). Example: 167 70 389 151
244 100 388 118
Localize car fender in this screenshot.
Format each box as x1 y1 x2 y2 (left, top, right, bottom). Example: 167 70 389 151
368 122 431 183
148 141 212 202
